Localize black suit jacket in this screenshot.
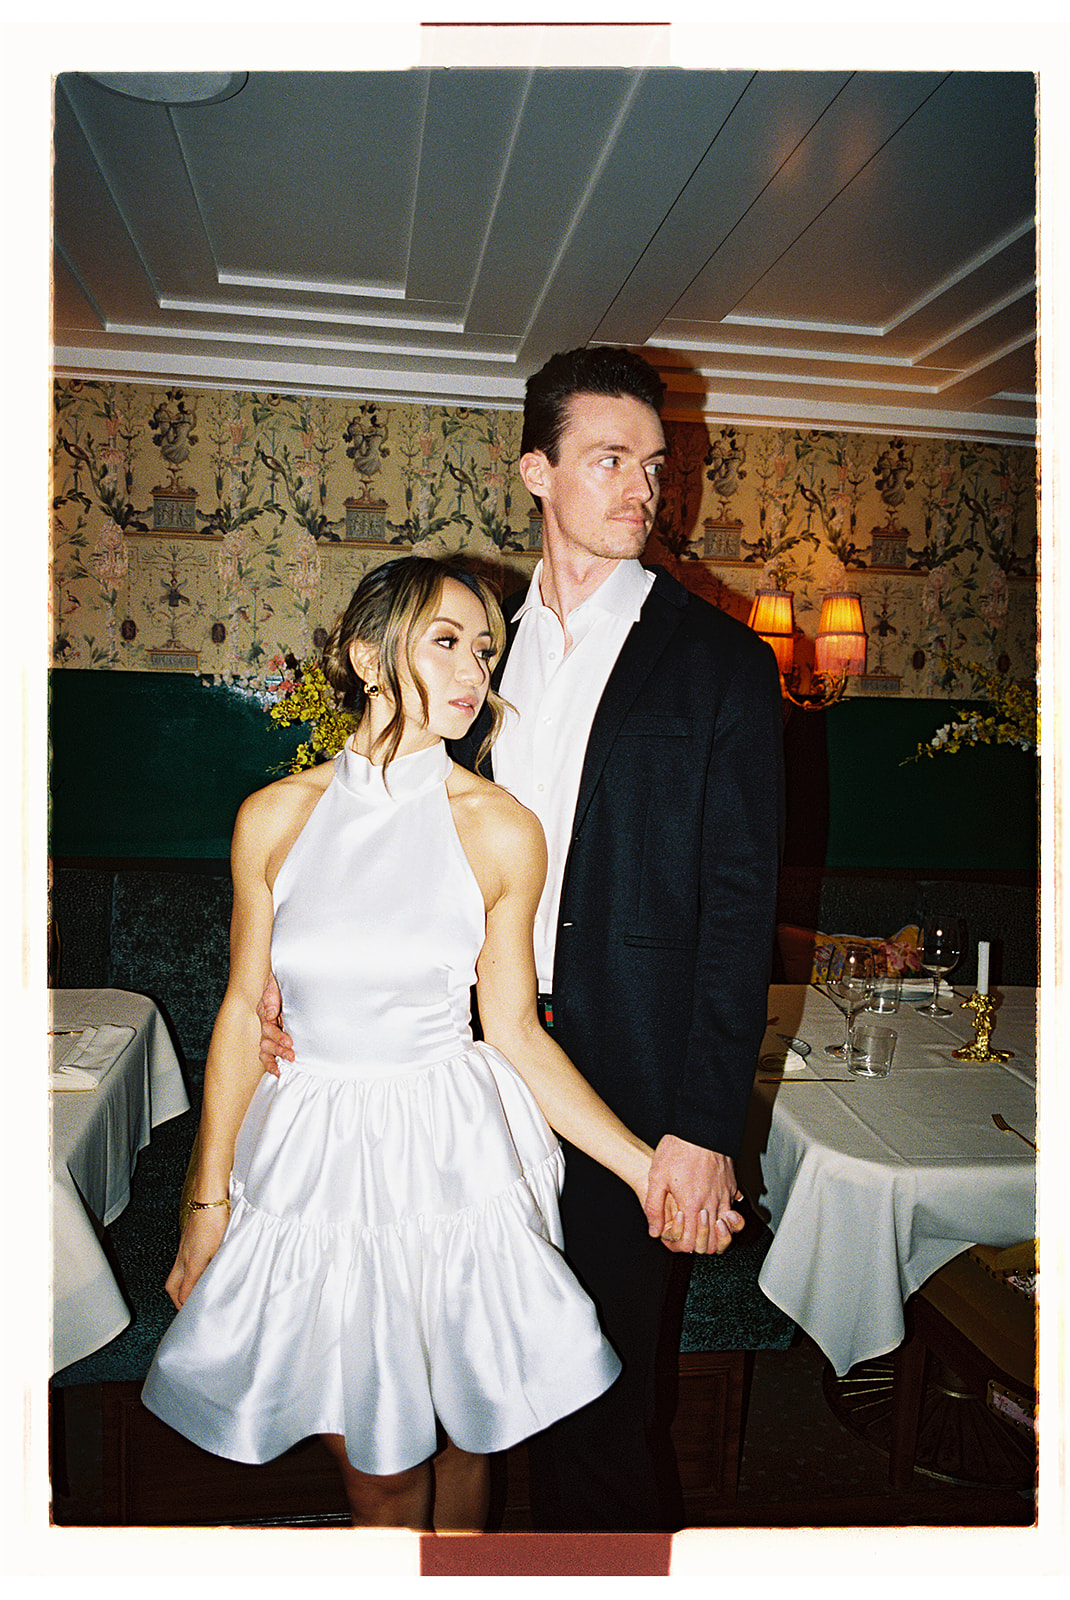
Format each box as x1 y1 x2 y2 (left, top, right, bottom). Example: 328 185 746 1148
453 565 784 1158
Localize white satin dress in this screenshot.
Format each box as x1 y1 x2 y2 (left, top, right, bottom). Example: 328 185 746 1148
142 738 620 1474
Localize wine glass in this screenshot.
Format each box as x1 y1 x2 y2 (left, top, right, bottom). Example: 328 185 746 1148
917 914 965 1016
824 943 876 1058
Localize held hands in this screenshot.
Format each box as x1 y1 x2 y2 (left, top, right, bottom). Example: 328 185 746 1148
646 1134 746 1256
658 1190 709 1252
257 972 293 1077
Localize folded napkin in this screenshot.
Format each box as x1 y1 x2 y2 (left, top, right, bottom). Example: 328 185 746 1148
49 1024 135 1090
900 976 946 997
757 1028 810 1075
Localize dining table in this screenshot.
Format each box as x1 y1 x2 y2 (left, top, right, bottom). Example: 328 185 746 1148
51 988 190 1373
738 981 1037 1378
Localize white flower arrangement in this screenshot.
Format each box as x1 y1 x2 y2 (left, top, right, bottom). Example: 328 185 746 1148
908 659 1037 762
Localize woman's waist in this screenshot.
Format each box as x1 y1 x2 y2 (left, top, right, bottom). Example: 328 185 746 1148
276 989 473 1074
283 1026 477 1081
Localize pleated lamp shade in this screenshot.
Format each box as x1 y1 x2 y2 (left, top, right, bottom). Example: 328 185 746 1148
747 589 795 676
815 592 866 677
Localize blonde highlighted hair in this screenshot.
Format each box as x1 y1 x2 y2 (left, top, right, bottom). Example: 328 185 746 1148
321 556 508 774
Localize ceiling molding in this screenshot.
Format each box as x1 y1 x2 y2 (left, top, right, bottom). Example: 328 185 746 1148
52 67 1037 446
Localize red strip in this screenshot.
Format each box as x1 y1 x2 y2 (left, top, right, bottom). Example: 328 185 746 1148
420 1532 673 1576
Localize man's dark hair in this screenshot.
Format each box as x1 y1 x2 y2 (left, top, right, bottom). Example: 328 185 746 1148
520 346 666 463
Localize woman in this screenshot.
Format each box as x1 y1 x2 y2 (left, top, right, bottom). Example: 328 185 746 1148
142 557 697 1531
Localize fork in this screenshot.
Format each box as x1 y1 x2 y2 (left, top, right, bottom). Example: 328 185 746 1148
991 1113 1036 1150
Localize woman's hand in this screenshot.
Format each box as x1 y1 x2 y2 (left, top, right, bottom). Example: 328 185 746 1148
164 1208 230 1309
658 1191 713 1254
631 1159 714 1254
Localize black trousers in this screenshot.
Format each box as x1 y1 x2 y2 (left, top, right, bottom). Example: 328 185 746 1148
525 1142 682 1531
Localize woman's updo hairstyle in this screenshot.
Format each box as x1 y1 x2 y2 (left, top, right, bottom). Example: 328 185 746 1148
322 556 508 773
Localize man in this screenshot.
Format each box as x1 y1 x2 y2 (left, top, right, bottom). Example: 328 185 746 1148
260 347 783 1529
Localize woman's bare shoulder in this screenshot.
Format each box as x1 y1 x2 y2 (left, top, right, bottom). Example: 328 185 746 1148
448 763 545 858
235 762 335 834
231 760 336 888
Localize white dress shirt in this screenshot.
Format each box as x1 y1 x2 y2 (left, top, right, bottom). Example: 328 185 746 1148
493 559 655 990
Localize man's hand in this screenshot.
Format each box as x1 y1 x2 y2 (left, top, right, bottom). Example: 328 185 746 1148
644 1134 745 1254
257 972 293 1076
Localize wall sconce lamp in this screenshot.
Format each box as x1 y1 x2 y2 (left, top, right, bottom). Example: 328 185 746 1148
747 588 867 710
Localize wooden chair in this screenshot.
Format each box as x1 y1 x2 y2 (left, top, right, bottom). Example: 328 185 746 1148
888 1240 1036 1490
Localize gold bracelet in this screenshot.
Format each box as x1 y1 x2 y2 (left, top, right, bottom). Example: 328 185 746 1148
187 1197 230 1211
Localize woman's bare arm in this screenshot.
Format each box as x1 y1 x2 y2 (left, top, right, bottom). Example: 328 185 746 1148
463 787 696 1244
165 781 309 1307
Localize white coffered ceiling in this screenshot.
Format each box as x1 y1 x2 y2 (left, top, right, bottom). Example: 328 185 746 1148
52 67 1038 444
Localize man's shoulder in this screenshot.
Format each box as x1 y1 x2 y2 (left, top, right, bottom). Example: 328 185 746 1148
643 565 767 657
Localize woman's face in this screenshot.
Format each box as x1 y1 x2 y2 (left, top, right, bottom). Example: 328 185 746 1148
398 577 495 744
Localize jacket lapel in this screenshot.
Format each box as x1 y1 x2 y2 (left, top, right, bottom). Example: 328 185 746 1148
481 566 686 800
570 568 686 834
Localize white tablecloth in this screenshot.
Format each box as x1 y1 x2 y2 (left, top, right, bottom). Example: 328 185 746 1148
739 983 1037 1377
51 989 190 1372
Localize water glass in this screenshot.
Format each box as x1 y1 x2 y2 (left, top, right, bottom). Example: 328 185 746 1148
867 973 902 1014
849 1021 897 1078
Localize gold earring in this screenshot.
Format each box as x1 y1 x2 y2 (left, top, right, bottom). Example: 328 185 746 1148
365 683 379 697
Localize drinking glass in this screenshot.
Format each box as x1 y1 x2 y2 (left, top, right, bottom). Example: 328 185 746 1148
917 914 965 1016
824 943 876 1058
849 1021 897 1077
867 971 902 1014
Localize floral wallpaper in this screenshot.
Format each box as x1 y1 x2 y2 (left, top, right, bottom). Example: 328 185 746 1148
51 380 1037 699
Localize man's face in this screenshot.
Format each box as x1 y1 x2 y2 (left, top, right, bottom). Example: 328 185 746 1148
521 392 667 565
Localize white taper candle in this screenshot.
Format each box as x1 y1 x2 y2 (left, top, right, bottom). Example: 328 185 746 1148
977 940 990 995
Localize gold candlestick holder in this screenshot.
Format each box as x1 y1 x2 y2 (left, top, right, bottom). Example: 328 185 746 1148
952 991 1014 1062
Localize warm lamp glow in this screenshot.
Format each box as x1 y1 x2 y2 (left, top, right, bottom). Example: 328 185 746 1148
747 589 795 676
746 585 865 709
815 592 866 677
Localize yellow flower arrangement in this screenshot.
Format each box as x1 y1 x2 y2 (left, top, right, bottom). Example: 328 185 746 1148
908 658 1038 763
269 659 355 772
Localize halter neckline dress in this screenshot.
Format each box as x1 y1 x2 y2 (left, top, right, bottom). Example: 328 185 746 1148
142 738 620 1473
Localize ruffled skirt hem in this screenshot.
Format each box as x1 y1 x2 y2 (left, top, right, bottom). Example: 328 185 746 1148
142 1044 621 1474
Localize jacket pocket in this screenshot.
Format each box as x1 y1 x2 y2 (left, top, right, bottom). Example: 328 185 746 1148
617 716 691 739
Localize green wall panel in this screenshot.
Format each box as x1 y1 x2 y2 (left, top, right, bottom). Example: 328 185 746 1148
806 698 1037 872
49 671 1038 873
49 671 304 859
